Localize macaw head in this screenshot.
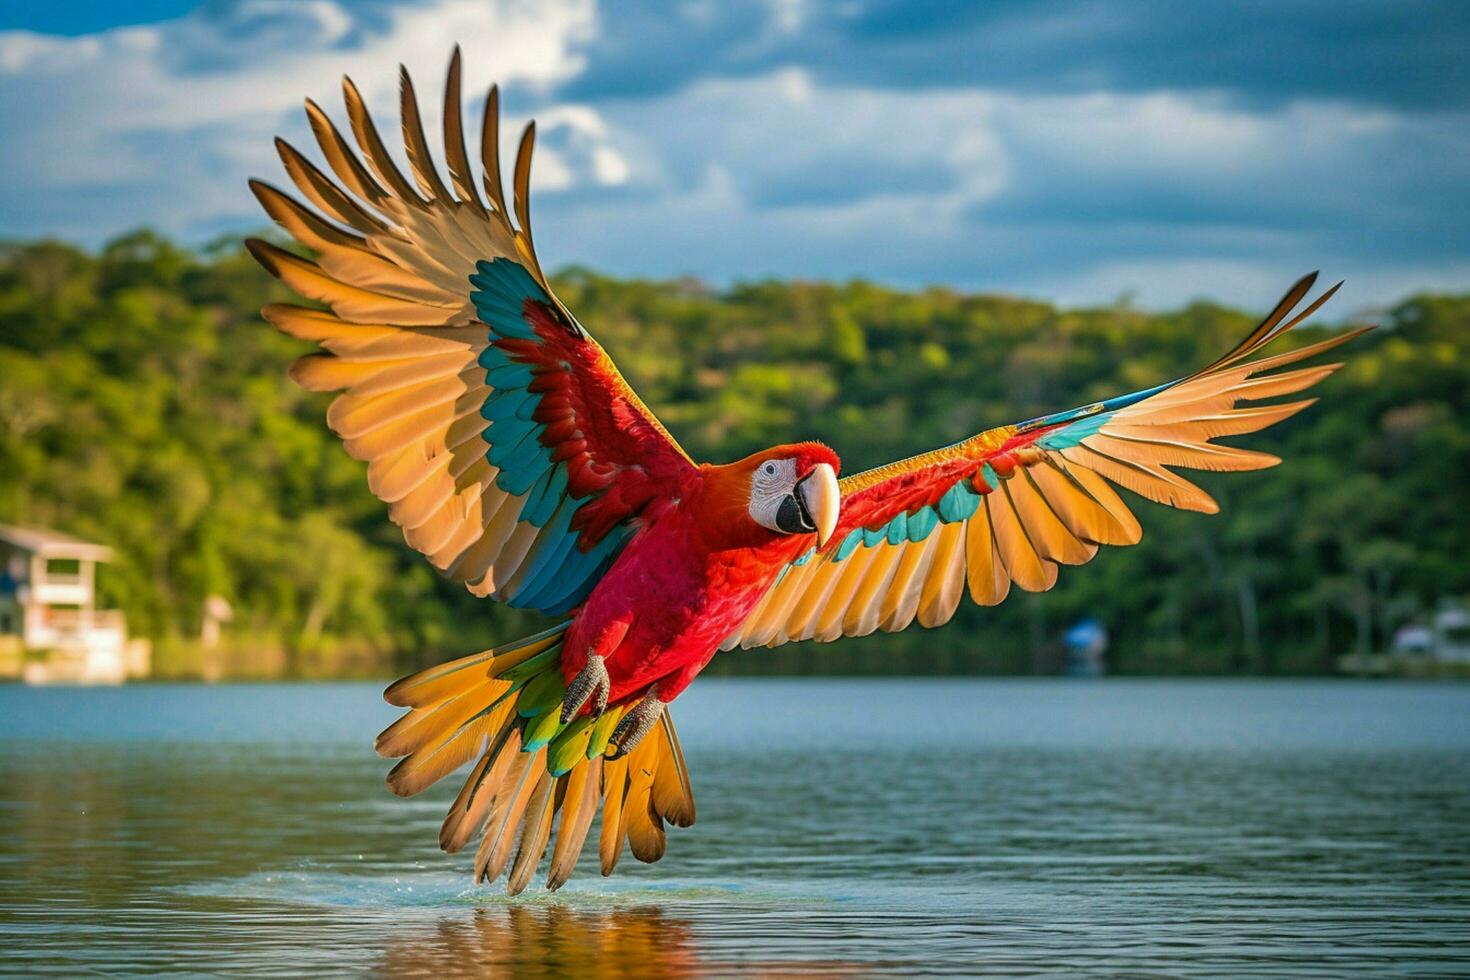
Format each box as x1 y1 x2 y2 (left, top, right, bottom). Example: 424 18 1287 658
706 442 841 550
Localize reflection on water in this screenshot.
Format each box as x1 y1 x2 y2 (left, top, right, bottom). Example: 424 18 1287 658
380 906 705 977
378 905 866 977
0 678 1467 975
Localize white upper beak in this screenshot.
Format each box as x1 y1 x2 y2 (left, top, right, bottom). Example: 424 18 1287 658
799 462 840 548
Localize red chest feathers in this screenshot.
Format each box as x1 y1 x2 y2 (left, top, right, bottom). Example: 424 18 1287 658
563 496 802 698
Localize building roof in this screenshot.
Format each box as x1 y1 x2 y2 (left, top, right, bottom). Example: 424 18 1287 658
0 524 114 562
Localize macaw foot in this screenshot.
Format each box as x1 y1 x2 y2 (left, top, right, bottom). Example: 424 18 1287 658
560 654 610 723
608 687 663 759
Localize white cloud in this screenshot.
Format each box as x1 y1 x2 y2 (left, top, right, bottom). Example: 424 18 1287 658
0 0 600 237
591 145 630 185
991 90 1397 178
0 0 1463 311
594 70 1010 212
0 0 596 121
536 68 1456 309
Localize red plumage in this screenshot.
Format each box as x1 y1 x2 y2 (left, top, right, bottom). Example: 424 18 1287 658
562 443 841 705
249 52 1362 892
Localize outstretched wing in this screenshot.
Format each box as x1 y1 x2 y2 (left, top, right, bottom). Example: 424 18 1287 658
248 50 694 615
724 273 1366 648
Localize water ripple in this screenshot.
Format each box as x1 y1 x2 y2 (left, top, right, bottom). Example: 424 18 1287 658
0 679 1466 975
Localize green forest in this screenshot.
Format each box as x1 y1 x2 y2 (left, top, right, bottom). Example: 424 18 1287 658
1 231 1466 678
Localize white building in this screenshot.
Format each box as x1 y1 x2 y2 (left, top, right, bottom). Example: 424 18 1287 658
1393 607 1470 665
0 524 147 684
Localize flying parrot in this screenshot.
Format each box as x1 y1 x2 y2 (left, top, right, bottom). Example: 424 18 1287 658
247 50 1365 895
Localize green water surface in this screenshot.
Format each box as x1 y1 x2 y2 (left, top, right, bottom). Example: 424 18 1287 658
0 678 1466 976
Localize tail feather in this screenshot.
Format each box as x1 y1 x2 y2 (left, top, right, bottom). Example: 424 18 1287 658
507 771 557 896
378 623 697 892
440 752 494 851
474 747 538 882
516 669 567 722
384 704 510 798
383 621 567 707
621 738 665 863
376 683 496 758
439 723 522 853
548 757 601 891
652 712 696 827
587 706 627 759
598 755 630 876
547 715 596 776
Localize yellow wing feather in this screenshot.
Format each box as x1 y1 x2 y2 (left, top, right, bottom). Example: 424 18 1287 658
250 49 690 611
724 274 1364 651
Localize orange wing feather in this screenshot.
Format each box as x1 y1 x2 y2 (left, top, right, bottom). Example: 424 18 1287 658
725 274 1367 650
249 49 693 613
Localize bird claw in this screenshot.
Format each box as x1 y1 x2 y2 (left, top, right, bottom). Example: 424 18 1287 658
560 655 610 723
608 687 663 759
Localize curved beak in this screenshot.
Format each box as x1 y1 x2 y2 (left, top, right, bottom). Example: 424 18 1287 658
797 462 840 548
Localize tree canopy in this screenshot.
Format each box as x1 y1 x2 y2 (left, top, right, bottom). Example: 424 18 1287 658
1 232 1464 676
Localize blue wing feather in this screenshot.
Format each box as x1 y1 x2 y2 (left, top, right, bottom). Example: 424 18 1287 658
465 257 649 614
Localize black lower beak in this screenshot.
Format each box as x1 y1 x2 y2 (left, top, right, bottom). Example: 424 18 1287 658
774 484 816 534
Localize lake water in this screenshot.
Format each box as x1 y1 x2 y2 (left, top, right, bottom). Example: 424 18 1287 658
0 678 1466 976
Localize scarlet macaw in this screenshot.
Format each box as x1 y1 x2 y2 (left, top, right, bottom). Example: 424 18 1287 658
248 51 1365 894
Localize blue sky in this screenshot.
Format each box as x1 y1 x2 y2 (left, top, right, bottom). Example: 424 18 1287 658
1 0 1465 308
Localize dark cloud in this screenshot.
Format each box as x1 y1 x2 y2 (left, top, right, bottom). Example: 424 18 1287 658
564 0 1470 111
827 0 1470 109
161 1 396 74
2 0 1465 308
558 2 776 100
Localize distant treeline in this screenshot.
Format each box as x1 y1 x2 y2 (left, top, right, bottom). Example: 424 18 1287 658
1 232 1465 677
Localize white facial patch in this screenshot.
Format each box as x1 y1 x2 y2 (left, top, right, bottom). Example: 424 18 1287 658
748 457 798 532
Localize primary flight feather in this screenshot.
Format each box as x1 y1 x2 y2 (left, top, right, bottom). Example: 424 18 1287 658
248 49 1364 894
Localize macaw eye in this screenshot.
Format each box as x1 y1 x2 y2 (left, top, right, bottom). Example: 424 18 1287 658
763 462 777 476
